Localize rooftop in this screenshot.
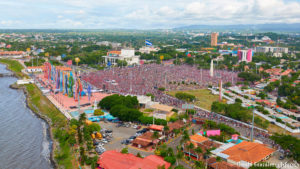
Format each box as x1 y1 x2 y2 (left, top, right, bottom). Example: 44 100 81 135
97 150 171 169
190 133 209 144
148 125 164 131
221 141 275 164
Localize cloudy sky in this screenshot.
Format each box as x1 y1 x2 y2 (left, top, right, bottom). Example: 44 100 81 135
1 0 300 29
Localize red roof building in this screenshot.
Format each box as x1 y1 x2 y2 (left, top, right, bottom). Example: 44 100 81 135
97 150 171 169
148 124 164 131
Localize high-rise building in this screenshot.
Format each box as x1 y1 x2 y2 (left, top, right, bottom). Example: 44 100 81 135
211 32 218 46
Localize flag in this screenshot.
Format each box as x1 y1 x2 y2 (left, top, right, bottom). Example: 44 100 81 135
67 60 72 66
107 61 111 67
145 40 153 46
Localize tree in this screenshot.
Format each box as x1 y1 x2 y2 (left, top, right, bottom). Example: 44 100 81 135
187 142 194 158
94 109 104 116
136 152 142 158
194 161 205 169
175 151 184 166
117 59 127 67
152 131 159 139
174 165 185 169
195 147 203 160
121 147 128 154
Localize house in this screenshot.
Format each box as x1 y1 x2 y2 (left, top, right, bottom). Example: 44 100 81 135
167 120 185 137
97 150 170 169
220 141 275 168
132 131 160 150
149 103 175 120
209 161 245 169
0 51 25 58
148 124 164 132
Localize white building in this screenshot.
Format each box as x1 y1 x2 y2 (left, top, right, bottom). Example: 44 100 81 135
139 46 160 54
26 66 44 73
255 46 288 54
102 49 140 65
96 41 121 48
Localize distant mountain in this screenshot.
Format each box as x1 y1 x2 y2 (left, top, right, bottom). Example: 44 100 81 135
173 23 300 32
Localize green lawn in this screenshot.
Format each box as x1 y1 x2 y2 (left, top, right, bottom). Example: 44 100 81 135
167 89 220 111
0 59 28 78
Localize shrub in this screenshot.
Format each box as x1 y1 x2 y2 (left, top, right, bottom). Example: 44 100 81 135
175 92 195 102
94 109 104 116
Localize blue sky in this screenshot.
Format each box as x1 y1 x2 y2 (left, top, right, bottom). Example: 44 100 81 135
1 0 300 29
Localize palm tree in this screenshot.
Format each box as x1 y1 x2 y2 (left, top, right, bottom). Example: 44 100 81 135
194 147 203 160
187 142 194 158
176 151 184 166
163 125 169 140
181 130 190 148
194 161 205 169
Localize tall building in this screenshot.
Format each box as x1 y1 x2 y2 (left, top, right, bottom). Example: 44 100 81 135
211 32 218 46
238 49 253 62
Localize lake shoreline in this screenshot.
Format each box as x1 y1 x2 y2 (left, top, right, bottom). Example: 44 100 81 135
1 61 57 169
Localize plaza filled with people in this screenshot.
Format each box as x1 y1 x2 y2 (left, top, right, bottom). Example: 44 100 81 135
82 64 239 107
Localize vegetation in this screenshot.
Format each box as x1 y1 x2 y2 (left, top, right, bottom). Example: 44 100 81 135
168 89 219 110
271 134 300 162
94 109 104 116
99 94 139 110
0 59 28 78
211 102 270 129
175 92 196 102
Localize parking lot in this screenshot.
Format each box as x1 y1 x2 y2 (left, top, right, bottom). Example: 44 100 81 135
96 121 154 157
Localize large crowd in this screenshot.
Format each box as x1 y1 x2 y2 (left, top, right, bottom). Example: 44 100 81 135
82 64 239 106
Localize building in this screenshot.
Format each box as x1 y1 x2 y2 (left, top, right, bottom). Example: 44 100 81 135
139 46 160 54
0 51 25 58
97 150 171 169
26 66 44 73
211 33 218 46
212 141 275 168
96 41 121 49
255 46 288 54
238 49 253 62
149 103 175 120
102 49 140 66
209 161 245 169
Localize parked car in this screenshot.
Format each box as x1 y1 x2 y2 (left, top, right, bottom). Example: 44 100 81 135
136 126 141 130
121 139 130 145
279 155 285 160
129 136 136 141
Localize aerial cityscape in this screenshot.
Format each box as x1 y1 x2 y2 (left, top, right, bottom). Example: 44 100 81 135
0 0 300 169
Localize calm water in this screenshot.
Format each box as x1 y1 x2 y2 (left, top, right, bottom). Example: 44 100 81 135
0 64 52 169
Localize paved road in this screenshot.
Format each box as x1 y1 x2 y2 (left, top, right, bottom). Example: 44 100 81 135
167 124 200 169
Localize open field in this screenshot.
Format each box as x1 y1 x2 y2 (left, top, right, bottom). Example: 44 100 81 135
167 89 220 110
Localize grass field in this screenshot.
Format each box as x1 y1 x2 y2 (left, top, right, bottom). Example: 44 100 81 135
0 59 28 78
167 89 219 110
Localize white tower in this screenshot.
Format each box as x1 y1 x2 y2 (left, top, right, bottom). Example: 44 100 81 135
210 59 214 77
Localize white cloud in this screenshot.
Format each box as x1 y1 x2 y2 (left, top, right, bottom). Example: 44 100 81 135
1 0 300 28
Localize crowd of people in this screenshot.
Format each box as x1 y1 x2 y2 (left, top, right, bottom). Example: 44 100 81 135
82 64 238 106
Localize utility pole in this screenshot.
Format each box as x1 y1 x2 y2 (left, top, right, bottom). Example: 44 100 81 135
251 109 255 142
